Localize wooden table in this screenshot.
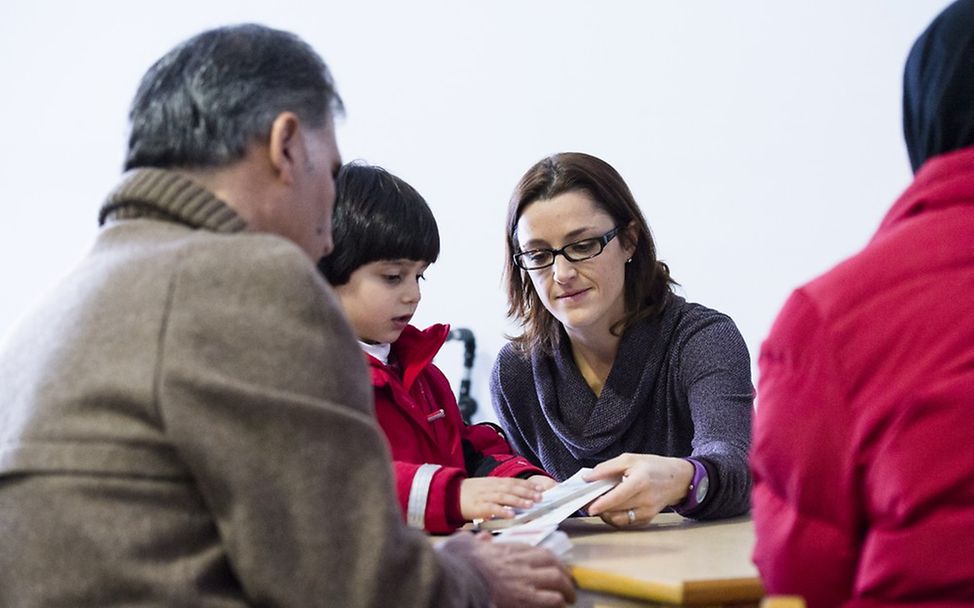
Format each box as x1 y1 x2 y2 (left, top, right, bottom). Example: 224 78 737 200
562 513 764 607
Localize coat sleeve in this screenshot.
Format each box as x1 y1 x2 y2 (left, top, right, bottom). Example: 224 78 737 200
393 459 467 534
676 312 754 520
461 423 549 479
390 364 547 534
156 237 489 608
751 289 859 607
392 427 547 535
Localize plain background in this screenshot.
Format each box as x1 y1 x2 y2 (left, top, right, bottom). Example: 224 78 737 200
0 1 953 422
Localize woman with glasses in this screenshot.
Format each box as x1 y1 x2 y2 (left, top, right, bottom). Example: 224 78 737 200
490 152 753 526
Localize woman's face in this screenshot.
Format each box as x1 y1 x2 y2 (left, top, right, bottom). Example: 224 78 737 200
515 191 634 341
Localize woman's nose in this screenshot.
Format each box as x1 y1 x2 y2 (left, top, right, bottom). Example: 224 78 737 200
551 254 577 283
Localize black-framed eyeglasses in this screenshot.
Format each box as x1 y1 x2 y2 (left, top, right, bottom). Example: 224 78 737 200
514 226 623 271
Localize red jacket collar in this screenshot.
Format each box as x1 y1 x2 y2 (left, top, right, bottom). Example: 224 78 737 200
365 323 450 390
878 146 974 238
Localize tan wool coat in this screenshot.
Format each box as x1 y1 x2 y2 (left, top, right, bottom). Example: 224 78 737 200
0 169 489 607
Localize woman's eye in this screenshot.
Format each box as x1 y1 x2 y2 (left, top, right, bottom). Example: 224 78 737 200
568 240 597 255
416 273 426 282
382 274 402 284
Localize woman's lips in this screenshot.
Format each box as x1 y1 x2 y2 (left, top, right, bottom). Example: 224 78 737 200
556 288 589 301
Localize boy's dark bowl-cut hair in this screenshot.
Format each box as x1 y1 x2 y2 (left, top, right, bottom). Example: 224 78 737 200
319 162 440 286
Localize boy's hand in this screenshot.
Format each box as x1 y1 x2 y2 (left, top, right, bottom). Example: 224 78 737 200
460 477 545 521
525 475 558 491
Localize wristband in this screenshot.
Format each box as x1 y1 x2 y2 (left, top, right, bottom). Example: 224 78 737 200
673 458 709 514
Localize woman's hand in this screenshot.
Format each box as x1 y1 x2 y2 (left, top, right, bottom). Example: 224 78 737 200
460 477 546 521
582 453 694 528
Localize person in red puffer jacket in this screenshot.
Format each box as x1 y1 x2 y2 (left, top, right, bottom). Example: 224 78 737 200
751 1 974 605
319 162 554 533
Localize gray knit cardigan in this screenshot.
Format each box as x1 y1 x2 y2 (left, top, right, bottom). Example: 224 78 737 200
490 295 753 520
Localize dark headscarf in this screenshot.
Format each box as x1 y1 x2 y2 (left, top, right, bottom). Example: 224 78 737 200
904 0 974 173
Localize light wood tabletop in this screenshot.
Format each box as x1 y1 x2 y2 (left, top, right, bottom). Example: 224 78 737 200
562 513 764 606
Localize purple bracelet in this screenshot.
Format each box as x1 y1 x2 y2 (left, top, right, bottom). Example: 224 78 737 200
673 458 709 514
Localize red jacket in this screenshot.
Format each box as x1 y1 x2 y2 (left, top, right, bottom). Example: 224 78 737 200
368 323 547 533
751 148 974 607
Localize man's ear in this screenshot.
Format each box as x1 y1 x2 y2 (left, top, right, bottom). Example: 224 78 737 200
268 112 302 185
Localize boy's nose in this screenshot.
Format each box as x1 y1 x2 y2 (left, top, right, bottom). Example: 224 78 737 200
404 283 422 303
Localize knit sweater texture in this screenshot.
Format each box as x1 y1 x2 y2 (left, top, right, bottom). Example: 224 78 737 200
490 295 753 520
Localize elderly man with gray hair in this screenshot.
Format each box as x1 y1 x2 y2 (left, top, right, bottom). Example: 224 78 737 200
0 24 574 608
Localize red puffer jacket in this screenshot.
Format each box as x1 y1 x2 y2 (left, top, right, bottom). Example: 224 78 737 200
368 323 547 533
751 147 974 607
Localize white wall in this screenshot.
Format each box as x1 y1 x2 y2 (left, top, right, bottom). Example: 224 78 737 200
0 1 952 421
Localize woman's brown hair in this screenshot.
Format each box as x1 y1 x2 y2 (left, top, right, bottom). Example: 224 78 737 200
504 152 675 354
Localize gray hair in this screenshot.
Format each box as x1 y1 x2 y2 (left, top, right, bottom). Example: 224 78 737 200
124 23 343 170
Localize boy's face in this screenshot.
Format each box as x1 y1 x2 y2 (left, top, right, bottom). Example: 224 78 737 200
333 259 430 344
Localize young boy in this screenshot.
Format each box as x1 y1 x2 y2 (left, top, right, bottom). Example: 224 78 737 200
319 162 554 533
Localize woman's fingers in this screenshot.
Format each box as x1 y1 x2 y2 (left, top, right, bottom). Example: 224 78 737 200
585 474 642 515
583 453 636 480
599 506 653 528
